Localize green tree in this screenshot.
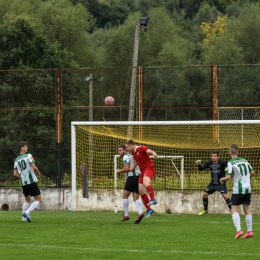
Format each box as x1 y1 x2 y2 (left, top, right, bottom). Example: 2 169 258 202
0 18 77 69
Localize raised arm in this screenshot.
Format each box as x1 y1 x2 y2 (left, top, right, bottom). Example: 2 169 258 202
147 149 157 157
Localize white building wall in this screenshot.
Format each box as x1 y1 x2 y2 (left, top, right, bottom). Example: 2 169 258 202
1 188 260 214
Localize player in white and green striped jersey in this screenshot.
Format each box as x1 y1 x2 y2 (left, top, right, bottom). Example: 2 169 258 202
220 144 255 239
116 145 144 224
13 141 42 222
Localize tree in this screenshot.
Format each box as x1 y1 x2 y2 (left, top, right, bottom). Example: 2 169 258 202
0 18 77 70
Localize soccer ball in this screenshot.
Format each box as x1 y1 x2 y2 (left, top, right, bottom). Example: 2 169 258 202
104 96 115 106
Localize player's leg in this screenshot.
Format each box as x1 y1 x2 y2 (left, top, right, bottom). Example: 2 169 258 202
221 193 231 211
241 194 253 238
24 183 42 222
231 194 243 239
21 185 31 222
142 167 157 206
138 183 154 218
133 192 144 224
133 191 143 215
198 190 210 215
22 196 30 222
121 189 131 221
218 183 231 210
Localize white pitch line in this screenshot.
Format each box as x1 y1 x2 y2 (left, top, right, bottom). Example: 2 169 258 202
0 243 259 257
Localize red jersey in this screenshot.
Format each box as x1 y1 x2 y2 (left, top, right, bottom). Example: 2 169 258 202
132 145 154 172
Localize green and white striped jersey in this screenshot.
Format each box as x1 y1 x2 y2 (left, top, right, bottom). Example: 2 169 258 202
123 153 141 177
14 153 38 186
227 157 253 194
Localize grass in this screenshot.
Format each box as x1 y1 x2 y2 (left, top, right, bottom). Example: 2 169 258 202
0 211 260 260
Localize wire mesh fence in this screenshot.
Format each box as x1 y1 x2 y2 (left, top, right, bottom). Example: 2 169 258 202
0 65 260 188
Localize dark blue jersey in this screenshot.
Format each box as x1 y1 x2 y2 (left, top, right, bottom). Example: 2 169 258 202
198 159 227 184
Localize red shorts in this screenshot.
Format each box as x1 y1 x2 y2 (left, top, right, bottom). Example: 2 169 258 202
138 166 155 184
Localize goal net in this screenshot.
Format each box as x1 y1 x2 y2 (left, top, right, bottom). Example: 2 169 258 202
71 120 260 198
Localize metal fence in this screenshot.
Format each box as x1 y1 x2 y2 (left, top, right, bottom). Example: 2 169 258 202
1 65 260 187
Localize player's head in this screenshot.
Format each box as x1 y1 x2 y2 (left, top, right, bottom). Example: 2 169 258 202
229 144 238 156
125 139 135 152
18 141 28 153
211 151 219 162
118 145 126 157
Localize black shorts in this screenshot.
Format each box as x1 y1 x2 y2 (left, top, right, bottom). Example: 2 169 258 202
22 182 41 197
231 193 251 206
204 183 228 195
124 176 139 194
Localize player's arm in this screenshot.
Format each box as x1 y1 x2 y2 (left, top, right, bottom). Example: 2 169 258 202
13 169 19 178
195 160 207 171
116 163 130 173
147 149 157 157
250 170 255 178
220 162 232 183
220 174 231 184
31 163 41 176
129 162 137 172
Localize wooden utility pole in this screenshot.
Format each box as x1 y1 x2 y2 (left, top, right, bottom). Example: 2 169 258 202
127 22 140 138
128 23 140 122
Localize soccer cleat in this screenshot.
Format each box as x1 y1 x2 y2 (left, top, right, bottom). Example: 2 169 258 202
234 230 243 239
121 216 130 222
146 209 154 218
134 213 144 224
241 231 254 239
198 210 208 216
22 213 32 222
147 200 157 206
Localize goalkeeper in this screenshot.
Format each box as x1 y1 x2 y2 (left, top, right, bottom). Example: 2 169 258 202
195 151 231 215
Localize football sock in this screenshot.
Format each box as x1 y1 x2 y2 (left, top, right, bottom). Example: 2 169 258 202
141 194 151 210
146 185 155 200
122 199 129 216
203 198 208 210
22 202 29 214
225 198 232 210
232 212 241 231
245 214 252 232
134 199 143 215
26 201 40 215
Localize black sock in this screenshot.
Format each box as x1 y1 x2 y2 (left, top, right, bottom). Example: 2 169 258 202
203 198 208 210
225 198 232 211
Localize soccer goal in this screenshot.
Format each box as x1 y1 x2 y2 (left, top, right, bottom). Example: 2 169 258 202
71 120 260 210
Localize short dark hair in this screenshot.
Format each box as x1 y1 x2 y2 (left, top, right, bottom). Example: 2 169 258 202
211 151 219 156
118 145 126 150
125 139 135 145
18 141 28 150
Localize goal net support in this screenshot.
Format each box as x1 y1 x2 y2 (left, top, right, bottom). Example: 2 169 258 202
71 120 260 210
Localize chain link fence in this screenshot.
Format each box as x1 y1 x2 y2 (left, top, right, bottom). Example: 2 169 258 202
0 65 259 187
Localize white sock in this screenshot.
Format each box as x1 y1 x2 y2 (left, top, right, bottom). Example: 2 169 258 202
232 212 241 231
134 199 143 214
245 214 253 232
122 199 129 216
26 201 40 215
22 202 29 214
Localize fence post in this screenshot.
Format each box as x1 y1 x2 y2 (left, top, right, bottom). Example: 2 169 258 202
213 65 219 142
56 69 62 188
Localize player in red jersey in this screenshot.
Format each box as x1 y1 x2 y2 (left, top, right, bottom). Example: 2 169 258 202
125 139 158 218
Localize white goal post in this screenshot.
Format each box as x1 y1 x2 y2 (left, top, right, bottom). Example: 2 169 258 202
71 120 260 211
113 155 184 189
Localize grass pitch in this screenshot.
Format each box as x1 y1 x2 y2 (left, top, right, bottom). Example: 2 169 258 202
0 211 259 260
